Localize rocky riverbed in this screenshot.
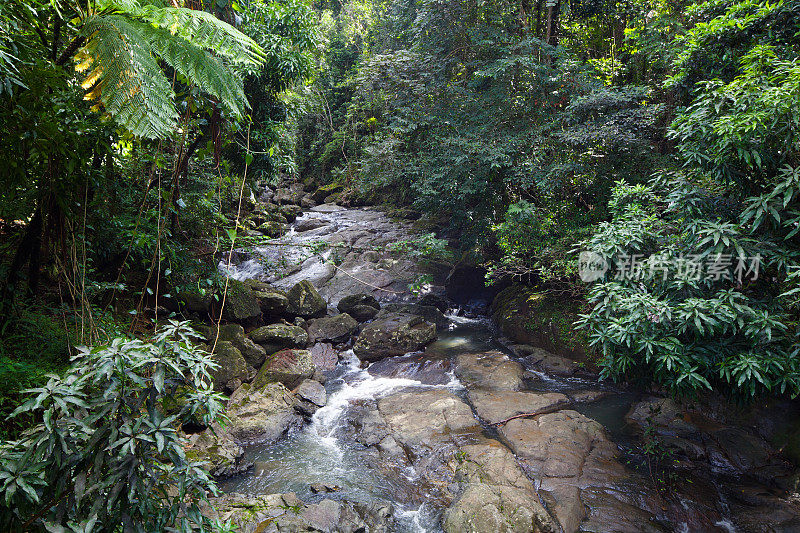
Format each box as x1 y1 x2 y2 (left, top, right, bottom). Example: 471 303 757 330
179 180 800 532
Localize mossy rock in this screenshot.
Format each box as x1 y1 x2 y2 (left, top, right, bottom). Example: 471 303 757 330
491 285 596 365
286 280 327 318
220 279 262 323
249 323 309 352
253 349 314 389
257 221 285 238
311 182 344 203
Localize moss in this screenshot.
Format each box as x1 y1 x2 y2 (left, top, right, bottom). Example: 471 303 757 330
491 285 598 365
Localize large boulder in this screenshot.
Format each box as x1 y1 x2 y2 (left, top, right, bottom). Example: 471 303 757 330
224 382 300 445
307 313 358 343
253 348 314 389
454 351 524 391
378 303 448 328
220 279 262 323
249 323 309 353
184 429 245 477
352 313 436 361
203 324 266 368
286 280 327 318
337 293 380 314
245 279 289 317
176 288 213 315
204 341 252 392
295 379 328 416
491 285 593 362
310 342 338 371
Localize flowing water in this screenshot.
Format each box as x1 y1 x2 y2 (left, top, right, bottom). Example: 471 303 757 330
219 314 641 532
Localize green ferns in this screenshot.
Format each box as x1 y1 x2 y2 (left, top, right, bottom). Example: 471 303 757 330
76 0 266 138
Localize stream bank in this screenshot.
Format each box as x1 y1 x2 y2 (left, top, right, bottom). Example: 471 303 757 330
183 180 800 532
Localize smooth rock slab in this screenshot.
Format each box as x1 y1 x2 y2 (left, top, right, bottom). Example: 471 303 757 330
454 351 524 391
467 390 570 425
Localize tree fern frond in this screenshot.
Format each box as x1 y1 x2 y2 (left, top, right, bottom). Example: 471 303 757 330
81 14 178 138
143 24 248 118
99 0 265 66
143 7 266 66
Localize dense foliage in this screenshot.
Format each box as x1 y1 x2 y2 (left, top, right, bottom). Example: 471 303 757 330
0 321 228 531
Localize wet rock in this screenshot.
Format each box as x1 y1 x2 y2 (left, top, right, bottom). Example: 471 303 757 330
253 348 314 389
444 482 557 533
337 293 380 314
204 493 395 533
515 345 579 376
454 351 524 391
295 217 328 232
352 312 437 361
204 341 252 392
310 342 338 370
184 429 245 477
467 390 570 425
203 323 266 368
419 292 450 312
368 352 453 385
224 382 300 445
307 313 358 343
498 410 634 532
249 323 309 352
286 280 327 318
379 303 448 328
491 285 593 362
567 389 608 403
257 221 285 237
297 379 327 407
377 389 479 453
220 279 262 323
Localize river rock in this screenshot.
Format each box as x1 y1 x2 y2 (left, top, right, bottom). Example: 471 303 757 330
220 279 262 323
377 389 480 462
467 390 570 425
203 323 267 368
310 342 338 370
307 313 358 343
454 351 524 391
295 378 327 416
353 313 436 361
349 304 380 322
418 293 449 312
245 279 289 316
221 382 300 446
498 410 638 532
296 217 329 232
338 293 380 314
204 493 396 533
378 303 448 328
444 437 560 533
249 323 309 352
184 429 245 477
515 345 579 376
204 341 253 393
253 348 314 389
297 379 327 407
286 280 327 318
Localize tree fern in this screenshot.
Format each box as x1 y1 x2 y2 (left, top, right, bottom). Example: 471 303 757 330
75 0 265 138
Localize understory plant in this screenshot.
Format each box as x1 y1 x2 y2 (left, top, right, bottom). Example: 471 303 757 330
0 321 228 532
